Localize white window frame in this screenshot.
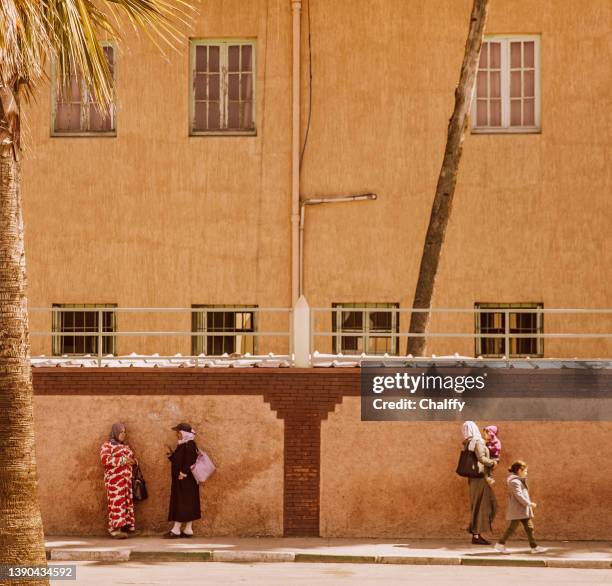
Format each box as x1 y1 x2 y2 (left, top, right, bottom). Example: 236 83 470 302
50 41 117 137
189 39 257 137
471 35 541 134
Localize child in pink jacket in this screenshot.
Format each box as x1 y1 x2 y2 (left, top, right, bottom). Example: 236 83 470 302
483 425 501 486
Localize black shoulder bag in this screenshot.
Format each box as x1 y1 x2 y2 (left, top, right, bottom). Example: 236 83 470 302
132 463 149 501
455 443 483 478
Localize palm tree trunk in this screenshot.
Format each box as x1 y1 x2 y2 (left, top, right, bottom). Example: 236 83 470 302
0 102 48 583
406 0 490 357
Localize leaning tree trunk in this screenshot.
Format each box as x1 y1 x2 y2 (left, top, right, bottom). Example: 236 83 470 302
0 88 49 585
407 0 490 357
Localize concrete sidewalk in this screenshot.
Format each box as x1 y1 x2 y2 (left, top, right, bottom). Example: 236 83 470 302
44 537 612 570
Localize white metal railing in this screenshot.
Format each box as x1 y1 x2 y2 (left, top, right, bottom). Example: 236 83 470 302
29 307 293 367
27 305 612 366
310 307 612 362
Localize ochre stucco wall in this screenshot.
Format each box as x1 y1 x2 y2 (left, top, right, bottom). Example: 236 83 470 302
21 0 612 358
320 397 612 540
300 0 612 358
23 0 293 358
35 388 612 539
34 395 284 535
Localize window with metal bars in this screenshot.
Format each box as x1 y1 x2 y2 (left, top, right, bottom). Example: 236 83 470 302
52 44 116 135
191 305 257 355
51 304 117 355
475 303 543 357
332 303 399 355
472 36 540 132
190 40 256 135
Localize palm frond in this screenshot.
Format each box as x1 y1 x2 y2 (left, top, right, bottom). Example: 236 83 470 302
0 0 193 109
0 0 50 86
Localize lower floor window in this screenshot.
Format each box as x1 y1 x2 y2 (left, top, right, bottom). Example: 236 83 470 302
332 303 399 355
52 303 117 355
192 305 257 355
475 302 543 357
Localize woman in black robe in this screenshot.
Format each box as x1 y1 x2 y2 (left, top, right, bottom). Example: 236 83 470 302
164 422 201 538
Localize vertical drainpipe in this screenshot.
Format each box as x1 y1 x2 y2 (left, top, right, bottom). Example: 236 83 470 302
291 0 302 305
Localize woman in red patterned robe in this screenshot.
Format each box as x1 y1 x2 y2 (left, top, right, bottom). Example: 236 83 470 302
100 423 137 538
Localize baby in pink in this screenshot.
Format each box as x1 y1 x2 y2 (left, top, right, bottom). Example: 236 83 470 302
484 425 501 485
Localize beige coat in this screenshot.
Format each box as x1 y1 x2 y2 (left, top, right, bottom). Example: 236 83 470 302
466 439 498 534
505 474 534 520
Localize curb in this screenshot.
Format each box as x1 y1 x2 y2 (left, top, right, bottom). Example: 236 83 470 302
461 557 546 567
211 551 295 563
294 554 377 564
130 551 211 562
49 549 130 562
545 559 612 569
44 548 612 570
378 556 461 565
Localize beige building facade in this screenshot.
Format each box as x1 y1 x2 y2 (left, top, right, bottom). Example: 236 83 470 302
22 0 611 359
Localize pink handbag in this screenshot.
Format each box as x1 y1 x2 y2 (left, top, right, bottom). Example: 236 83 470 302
191 449 216 483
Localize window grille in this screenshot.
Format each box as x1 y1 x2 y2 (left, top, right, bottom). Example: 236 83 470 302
332 303 399 355
475 302 544 357
51 303 117 355
192 305 257 355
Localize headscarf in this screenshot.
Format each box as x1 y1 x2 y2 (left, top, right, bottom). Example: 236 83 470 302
178 430 196 445
462 420 483 452
109 423 126 445
484 425 501 457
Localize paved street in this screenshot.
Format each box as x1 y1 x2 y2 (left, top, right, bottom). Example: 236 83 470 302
51 562 612 586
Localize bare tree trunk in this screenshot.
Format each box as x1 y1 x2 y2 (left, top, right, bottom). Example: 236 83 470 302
0 90 48 585
407 0 490 357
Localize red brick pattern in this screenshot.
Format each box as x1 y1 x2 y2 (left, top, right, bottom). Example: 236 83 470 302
262 381 346 536
282 417 321 536
33 368 356 536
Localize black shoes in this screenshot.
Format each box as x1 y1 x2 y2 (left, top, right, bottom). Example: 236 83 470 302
162 530 194 539
472 535 491 545
162 531 181 539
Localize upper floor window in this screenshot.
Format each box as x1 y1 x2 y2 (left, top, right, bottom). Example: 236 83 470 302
190 40 256 135
475 303 543 358
472 36 540 133
52 303 117 355
192 305 257 355
52 44 116 136
332 303 399 355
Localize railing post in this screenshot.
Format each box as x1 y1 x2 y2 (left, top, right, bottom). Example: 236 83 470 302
293 295 310 367
310 308 314 358
364 308 369 355
289 308 294 358
98 309 103 367
504 309 511 361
